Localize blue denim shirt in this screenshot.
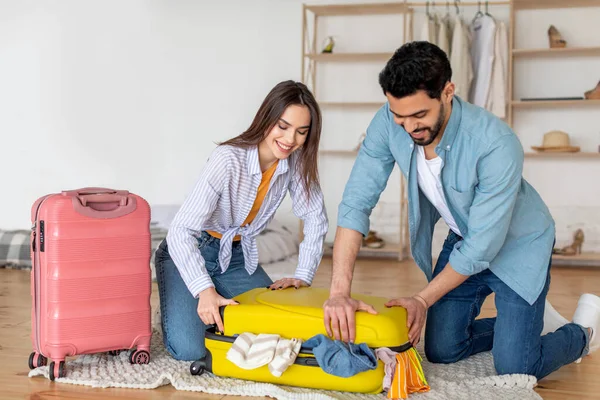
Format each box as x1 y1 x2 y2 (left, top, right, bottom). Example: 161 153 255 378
303 334 377 377
338 96 555 305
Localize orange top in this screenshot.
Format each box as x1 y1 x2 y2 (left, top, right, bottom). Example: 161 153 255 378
207 160 279 241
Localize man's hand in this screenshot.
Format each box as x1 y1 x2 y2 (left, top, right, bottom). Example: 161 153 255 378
385 296 428 346
268 278 309 290
197 287 238 333
323 294 378 342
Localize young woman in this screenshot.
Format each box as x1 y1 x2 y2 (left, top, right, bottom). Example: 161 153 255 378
155 80 328 361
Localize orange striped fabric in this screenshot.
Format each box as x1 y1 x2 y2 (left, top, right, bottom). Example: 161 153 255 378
387 348 430 399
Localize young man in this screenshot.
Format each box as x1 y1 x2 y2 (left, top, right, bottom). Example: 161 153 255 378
322 41 599 380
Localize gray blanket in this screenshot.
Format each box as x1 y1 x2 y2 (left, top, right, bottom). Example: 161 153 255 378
0 220 298 271
0 226 168 270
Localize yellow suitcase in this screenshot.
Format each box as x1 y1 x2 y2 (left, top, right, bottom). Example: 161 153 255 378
189 287 411 394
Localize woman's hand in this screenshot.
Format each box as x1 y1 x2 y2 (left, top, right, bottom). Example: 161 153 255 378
197 287 238 332
268 277 309 290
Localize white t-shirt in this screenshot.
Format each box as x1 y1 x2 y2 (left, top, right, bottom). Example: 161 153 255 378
416 146 462 236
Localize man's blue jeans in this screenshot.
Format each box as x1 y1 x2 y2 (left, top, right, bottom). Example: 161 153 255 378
155 232 273 361
424 231 589 380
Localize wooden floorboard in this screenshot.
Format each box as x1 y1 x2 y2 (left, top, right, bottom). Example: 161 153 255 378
1 258 599 399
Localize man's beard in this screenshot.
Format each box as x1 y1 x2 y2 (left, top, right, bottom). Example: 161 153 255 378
411 102 446 146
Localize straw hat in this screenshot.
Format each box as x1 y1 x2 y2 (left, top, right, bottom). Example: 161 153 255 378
531 130 580 153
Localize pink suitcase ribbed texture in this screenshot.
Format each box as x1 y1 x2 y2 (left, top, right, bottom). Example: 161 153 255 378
28 187 152 380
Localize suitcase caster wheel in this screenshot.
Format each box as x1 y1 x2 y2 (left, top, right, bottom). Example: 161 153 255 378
49 361 65 381
28 352 47 369
108 350 122 356
129 349 150 365
190 360 206 376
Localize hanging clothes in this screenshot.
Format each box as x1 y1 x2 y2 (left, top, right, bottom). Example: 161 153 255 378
468 14 497 108
437 14 452 56
415 5 509 117
432 14 441 45
450 14 473 99
419 15 437 43
487 20 509 118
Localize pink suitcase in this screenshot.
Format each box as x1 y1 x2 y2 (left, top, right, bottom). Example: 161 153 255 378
28 187 152 380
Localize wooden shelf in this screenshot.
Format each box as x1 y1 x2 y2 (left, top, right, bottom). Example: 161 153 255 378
513 46 600 57
512 99 600 108
552 252 600 267
319 101 386 107
321 150 600 158
525 152 600 158
305 3 408 16
320 150 600 158
319 149 359 156
513 0 600 10
323 242 402 259
306 53 393 62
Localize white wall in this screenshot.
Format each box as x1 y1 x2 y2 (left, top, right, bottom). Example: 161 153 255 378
1 0 599 254
0 0 302 228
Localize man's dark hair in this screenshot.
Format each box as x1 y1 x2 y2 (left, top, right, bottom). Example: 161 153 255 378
379 41 452 100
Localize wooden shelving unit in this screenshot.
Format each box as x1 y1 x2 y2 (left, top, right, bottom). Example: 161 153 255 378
551 252 600 266
512 46 600 57
304 3 409 17
319 101 385 108
306 52 394 62
513 0 600 10
321 150 600 159
507 0 600 123
508 0 600 266
525 152 600 158
511 99 600 108
319 149 358 156
301 1 600 265
301 3 413 261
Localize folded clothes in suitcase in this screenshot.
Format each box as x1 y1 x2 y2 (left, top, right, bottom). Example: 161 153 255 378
28 187 153 381
190 287 420 394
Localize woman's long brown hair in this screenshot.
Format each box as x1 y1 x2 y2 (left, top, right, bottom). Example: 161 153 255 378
220 80 322 199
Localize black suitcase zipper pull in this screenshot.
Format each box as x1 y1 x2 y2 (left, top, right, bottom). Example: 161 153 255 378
39 221 45 252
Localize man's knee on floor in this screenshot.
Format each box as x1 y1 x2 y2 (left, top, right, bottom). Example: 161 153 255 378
424 340 465 364
493 356 535 376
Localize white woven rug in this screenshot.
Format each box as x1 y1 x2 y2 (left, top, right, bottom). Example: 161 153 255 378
29 330 541 400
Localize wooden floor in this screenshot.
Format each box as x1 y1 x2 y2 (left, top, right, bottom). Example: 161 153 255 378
1 258 599 400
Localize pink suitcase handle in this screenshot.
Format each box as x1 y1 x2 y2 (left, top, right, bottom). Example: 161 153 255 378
62 187 129 196
63 188 137 219
77 194 128 207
